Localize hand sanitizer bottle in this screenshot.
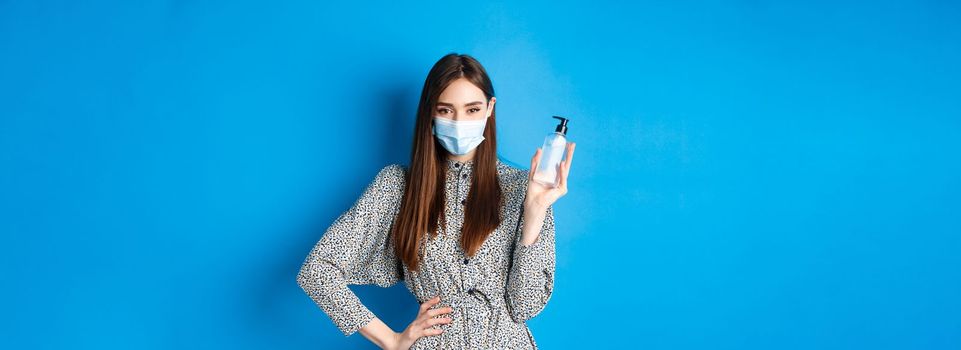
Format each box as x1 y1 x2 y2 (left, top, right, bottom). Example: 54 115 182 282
533 116 570 188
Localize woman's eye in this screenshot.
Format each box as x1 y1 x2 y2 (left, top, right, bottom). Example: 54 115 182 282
437 109 451 114
468 108 480 113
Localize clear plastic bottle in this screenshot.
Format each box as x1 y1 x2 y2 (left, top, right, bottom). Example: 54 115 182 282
533 116 570 188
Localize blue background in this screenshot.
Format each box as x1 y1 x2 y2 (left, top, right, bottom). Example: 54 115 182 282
2 0 959 348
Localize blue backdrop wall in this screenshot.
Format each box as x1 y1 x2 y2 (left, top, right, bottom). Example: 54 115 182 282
2 1 959 349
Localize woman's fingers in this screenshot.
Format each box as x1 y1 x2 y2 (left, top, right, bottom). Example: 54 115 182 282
426 306 453 318
419 296 441 313
556 156 571 191
564 142 576 170
417 312 451 338
528 148 542 181
423 327 444 336
555 143 575 192
403 296 450 343
556 162 567 191
529 143 574 185
425 317 452 326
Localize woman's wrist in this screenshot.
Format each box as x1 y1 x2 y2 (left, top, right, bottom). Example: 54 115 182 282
520 203 548 246
523 197 548 213
359 318 403 350
387 331 403 350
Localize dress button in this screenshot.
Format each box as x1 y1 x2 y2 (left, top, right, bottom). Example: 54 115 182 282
461 199 466 205
461 173 467 179
468 288 476 295
454 163 460 168
463 258 469 264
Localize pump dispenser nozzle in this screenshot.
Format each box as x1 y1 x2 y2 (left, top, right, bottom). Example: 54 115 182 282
552 116 569 135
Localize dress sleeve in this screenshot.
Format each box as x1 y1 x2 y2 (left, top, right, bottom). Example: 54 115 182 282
296 164 405 336
506 204 557 323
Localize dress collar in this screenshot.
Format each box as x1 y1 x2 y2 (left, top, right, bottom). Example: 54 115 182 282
444 157 511 174
446 158 474 171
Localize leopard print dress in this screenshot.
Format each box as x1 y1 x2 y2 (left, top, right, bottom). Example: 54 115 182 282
297 157 556 349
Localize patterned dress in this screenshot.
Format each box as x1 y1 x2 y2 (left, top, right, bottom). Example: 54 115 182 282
297 157 556 349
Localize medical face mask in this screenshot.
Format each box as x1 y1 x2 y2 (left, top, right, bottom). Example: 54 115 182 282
432 115 489 155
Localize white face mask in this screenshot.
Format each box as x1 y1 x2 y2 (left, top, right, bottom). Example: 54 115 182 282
432 116 489 155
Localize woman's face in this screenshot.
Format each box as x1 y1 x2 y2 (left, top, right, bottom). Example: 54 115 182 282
434 78 496 121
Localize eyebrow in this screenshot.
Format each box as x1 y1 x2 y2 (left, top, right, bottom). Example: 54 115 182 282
436 101 485 107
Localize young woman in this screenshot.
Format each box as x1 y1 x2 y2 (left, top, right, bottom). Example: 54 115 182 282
297 53 576 349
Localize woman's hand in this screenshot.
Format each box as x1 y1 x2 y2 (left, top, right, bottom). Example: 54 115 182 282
525 142 576 212
391 296 452 350
519 142 575 246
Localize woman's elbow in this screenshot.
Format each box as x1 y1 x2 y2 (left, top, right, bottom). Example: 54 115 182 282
296 259 337 297
507 289 553 323
296 264 317 296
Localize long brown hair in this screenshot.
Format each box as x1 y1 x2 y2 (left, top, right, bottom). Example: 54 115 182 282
391 53 503 272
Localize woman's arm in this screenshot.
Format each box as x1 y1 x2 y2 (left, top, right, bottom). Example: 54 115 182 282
519 204 549 246
359 317 398 349
358 297 453 350
506 204 556 322
297 164 453 348
520 142 575 245
296 165 405 335
505 142 575 322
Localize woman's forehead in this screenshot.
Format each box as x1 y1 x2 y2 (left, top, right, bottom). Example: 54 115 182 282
438 78 486 104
